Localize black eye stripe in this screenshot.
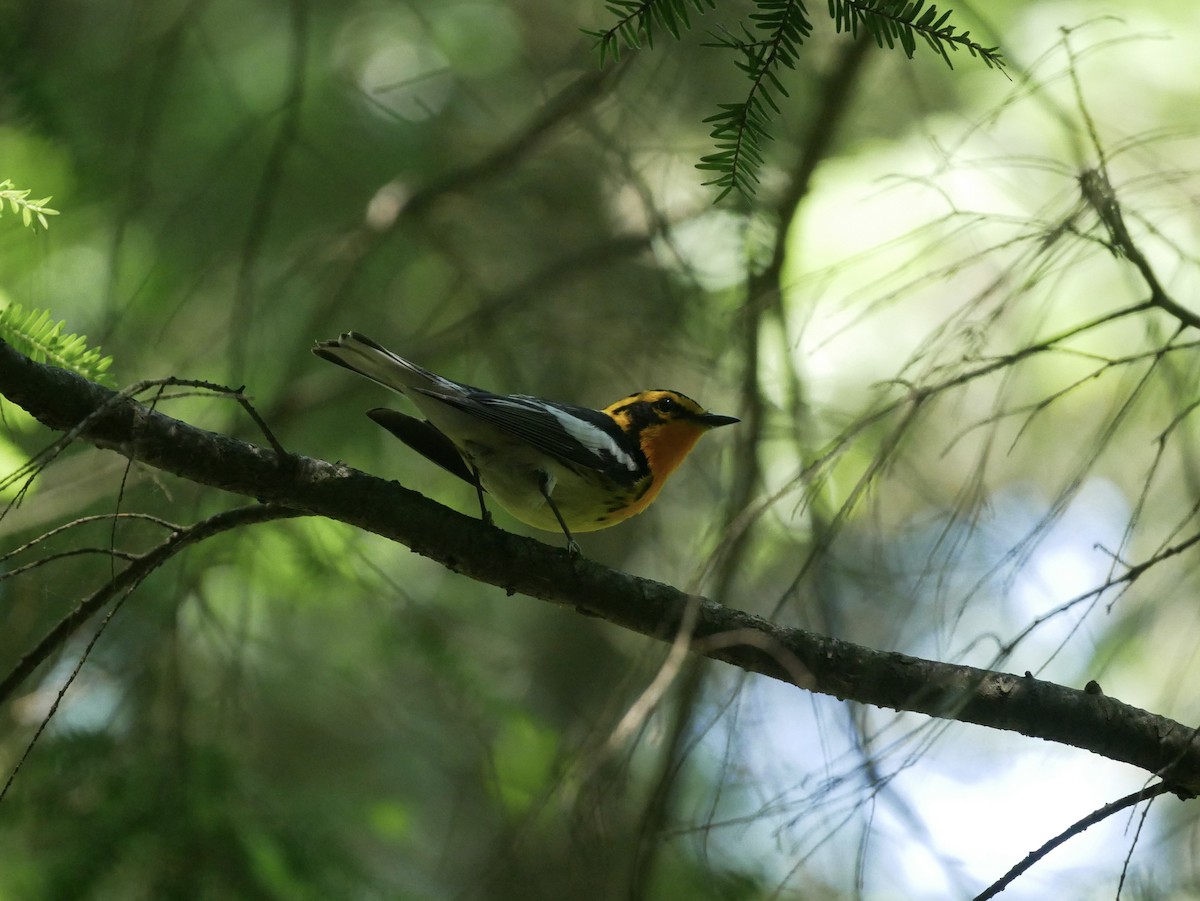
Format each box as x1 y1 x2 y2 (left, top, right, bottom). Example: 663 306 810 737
611 393 704 431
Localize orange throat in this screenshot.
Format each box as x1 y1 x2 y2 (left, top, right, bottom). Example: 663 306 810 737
625 421 708 516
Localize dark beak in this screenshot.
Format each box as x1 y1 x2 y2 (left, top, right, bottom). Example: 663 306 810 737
696 412 740 428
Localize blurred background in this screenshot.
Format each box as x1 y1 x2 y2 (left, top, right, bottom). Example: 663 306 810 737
2 0 1200 898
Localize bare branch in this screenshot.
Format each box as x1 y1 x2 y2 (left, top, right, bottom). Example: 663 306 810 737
4 339 1200 791
0 503 303 707
973 782 1176 901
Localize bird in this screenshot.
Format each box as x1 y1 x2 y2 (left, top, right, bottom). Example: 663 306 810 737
312 332 738 552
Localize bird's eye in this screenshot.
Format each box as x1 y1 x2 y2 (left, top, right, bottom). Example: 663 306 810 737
654 396 678 415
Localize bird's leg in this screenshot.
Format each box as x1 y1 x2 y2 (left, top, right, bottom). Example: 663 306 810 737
470 464 492 526
538 472 579 555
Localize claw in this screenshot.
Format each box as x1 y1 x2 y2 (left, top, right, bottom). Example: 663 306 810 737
538 471 580 556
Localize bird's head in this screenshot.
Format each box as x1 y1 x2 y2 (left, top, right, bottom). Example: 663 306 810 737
604 389 739 485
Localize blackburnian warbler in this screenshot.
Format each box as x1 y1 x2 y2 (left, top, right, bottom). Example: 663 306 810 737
313 332 738 552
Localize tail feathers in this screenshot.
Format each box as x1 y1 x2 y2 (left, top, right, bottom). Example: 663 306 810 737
312 332 444 395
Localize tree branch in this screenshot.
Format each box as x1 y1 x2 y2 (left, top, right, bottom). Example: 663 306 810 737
0 504 301 706
3 338 1200 791
973 781 1175 901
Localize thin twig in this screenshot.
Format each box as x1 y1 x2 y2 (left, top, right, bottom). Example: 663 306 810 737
0 504 303 709
973 782 1177 900
0 512 178 563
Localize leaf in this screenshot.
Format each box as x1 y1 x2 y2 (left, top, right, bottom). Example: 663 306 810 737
831 0 1005 70
693 0 815 200
0 303 116 385
0 180 60 232
585 0 1006 201
583 0 716 61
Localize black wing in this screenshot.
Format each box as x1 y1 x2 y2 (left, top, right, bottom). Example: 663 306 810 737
367 407 479 487
415 389 643 483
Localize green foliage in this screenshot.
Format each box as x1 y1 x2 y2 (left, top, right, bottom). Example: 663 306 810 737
588 0 1005 200
0 182 100 385
0 180 59 231
698 1 815 201
0 304 114 385
584 0 719 63
832 0 1004 68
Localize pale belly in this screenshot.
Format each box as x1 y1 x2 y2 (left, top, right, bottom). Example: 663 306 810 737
425 415 647 534
478 460 640 533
